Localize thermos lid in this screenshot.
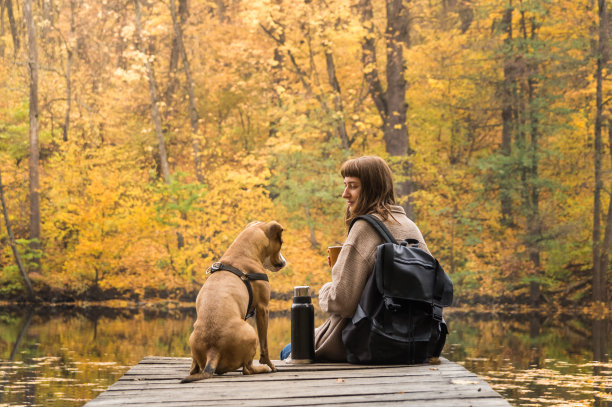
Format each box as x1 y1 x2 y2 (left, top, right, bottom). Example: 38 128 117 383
294 286 310 297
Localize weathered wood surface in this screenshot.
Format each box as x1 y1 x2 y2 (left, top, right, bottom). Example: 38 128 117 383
85 356 510 406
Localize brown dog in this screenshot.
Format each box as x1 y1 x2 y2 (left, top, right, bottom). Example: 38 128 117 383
181 221 286 382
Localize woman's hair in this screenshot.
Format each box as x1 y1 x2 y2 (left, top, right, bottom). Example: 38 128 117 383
340 156 396 225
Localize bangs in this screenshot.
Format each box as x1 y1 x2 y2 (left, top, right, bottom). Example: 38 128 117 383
340 159 361 179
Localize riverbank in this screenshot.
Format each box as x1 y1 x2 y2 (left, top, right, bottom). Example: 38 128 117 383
2 274 609 308
0 297 609 320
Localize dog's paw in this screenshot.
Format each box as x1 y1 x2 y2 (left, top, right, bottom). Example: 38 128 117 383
260 357 276 372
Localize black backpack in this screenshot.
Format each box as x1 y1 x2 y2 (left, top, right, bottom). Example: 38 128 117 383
341 215 453 364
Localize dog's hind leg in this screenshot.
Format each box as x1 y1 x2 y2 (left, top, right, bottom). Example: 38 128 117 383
181 349 219 383
239 327 270 376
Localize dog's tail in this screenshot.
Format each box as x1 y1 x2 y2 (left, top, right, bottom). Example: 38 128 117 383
180 350 220 383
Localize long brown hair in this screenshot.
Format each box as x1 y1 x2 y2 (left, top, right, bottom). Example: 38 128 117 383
340 156 396 225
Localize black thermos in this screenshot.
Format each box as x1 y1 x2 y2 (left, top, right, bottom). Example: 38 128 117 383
290 285 315 363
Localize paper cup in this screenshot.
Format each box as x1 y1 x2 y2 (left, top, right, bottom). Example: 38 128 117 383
327 246 343 268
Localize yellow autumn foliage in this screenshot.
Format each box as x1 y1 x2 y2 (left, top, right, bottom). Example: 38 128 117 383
0 0 609 305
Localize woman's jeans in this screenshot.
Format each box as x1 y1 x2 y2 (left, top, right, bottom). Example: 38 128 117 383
280 343 291 360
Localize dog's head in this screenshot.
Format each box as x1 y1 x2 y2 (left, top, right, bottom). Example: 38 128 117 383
248 221 286 272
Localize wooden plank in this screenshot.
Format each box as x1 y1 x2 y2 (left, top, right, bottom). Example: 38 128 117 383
120 365 471 379
85 357 511 406
87 393 510 407
122 360 470 376
109 366 479 388
104 381 494 396
108 373 480 389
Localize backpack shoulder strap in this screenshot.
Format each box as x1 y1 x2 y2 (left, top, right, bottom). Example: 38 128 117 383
349 214 398 245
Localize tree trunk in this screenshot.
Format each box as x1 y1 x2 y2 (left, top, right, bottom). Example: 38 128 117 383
500 4 514 227
134 0 171 183
304 203 320 249
169 0 204 183
358 0 387 124
0 168 34 298
63 0 75 142
358 0 413 217
527 78 541 303
41 0 52 39
141 0 187 252
593 0 609 303
0 1 4 58
325 48 350 151
600 120 612 302
520 12 542 305
165 35 180 108
24 0 41 274
6 0 19 56
600 179 612 302
384 0 413 218
164 0 188 111
214 0 227 22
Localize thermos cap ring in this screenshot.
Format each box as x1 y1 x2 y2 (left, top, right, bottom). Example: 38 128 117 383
294 286 310 297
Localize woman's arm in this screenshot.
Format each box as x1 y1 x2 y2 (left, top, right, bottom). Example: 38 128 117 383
318 244 372 318
318 222 379 318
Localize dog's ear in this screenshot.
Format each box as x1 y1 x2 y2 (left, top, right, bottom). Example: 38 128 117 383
265 221 284 244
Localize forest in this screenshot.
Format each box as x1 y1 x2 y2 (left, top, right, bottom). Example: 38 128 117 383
0 0 610 307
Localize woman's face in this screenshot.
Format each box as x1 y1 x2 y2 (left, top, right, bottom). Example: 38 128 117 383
342 176 362 212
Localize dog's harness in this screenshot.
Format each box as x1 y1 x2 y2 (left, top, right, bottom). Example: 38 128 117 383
207 262 269 320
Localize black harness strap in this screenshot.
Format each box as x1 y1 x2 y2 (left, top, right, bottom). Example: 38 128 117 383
208 262 269 320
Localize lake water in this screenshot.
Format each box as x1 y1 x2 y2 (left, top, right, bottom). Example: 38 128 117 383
0 304 610 406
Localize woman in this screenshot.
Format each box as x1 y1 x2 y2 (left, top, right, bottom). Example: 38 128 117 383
313 155 430 362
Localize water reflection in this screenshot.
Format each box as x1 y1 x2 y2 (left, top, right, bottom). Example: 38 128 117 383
444 311 611 406
0 306 194 406
0 305 609 406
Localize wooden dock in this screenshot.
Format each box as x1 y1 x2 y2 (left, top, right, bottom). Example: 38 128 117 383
85 356 510 406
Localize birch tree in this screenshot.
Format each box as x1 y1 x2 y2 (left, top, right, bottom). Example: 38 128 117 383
24 0 41 273
133 0 171 183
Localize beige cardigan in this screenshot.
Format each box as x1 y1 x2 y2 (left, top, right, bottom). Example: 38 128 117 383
314 205 429 362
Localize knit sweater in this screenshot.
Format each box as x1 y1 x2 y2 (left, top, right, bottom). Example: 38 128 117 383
314 205 429 362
